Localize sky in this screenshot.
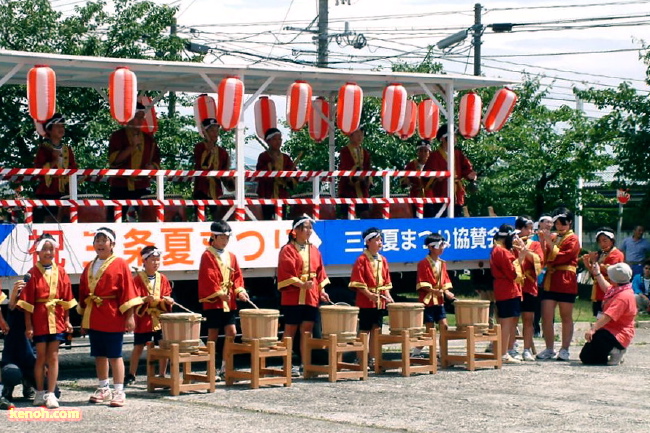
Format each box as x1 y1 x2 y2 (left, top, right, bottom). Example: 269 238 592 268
51 0 650 151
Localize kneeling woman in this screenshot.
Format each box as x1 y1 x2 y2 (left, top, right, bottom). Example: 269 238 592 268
580 262 637 365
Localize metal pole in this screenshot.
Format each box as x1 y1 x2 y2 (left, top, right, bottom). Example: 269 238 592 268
317 0 329 68
473 3 482 76
168 18 177 116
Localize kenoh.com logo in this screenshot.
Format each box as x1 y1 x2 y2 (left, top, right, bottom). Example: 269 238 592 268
7 407 82 421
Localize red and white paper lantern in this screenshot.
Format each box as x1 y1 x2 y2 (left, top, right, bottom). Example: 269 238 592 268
217 76 244 131
137 95 158 134
286 80 312 131
34 119 47 137
398 101 417 140
417 99 439 140
253 96 277 139
458 91 482 139
381 83 407 134
337 82 363 135
193 93 218 136
27 65 56 122
483 87 517 132
109 67 137 124
309 97 330 142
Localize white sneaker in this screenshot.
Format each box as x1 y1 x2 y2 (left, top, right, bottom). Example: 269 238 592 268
502 353 521 364
508 349 522 361
556 348 570 361
607 348 626 365
33 390 46 406
45 393 59 409
536 348 556 360
522 349 536 362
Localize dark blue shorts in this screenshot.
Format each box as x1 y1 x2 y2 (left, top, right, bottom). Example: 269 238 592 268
496 297 521 319
282 305 319 325
88 330 124 359
133 330 163 346
358 308 386 331
521 293 539 313
424 305 446 324
203 309 236 330
32 333 66 344
540 290 577 304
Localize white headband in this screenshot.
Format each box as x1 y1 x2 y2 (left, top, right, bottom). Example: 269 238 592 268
538 216 552 223
522 218 533 226
293 214 315 230
35 237 59 251
596 230 615 240
265 131 281 141
498 229 516 237
552 213 568 223
211 231 232 236
364 231 382 243
417 142 431 151
94 229 115 243
426 239 449 249
142 248 163 261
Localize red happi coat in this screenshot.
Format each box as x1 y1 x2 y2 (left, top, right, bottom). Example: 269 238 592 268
17 263 77 336
591 247 625 302
338 144 372 198
277 242 330 307
490 242 523 302
108 128 161 191
543 231 581 295
416 256 453 306
349 251 392 309
404 159 435 198
77 255 143 332
256 150 295 199
133 271 173 333
198 248 245 312
424 147 474 205
33 142 77 197
519 238 544 297
193 141 230 199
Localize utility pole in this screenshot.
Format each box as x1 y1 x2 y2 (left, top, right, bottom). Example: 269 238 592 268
473 3 482 76
317 0 329 68
169 18 177 117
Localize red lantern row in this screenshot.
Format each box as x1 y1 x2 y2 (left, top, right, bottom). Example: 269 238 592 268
381 83 407 134
193 93 217 137
254 96 277 140
309 97 330 142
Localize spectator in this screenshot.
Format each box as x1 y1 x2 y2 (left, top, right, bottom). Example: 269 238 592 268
631 260 650 313
620 225 650 276
580 262 637 365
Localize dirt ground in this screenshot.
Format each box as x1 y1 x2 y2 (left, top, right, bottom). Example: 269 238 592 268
3 323 650 432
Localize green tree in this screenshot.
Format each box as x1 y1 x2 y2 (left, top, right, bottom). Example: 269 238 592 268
0 0 200 196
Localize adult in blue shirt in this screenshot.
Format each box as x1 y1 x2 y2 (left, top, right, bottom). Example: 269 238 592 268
631 260 650 313
620 226 650 276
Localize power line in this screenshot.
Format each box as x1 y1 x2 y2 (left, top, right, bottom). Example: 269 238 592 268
487 0 650 12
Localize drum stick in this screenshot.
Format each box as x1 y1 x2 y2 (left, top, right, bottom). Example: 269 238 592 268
247 299 260 309
172 301 197 314
253 135 269 150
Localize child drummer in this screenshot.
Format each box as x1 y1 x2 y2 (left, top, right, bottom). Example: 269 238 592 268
17 233 77 409
126 246 174 386
349 227 394 368
77 227 142 407
413 233 456 358
198 220 250 379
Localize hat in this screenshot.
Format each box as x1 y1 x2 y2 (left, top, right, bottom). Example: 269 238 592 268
607 263 633 284
43 113 65 131
1 364 22 388
202 118 220 129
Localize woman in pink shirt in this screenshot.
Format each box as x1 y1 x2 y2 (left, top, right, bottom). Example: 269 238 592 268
580 262 637 365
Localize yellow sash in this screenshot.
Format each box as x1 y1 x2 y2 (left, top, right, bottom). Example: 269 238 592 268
201 143 221 199
438 148 464 201
81 255 118 329
199 247 234 312
43 143 71 193
348 144 365 198
294 242 317 305
266 151 286 199
423 256 444 305
137 271 163 331
543 232 577 291
364 250 387 309
127 130 144 191
591 248 618 301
